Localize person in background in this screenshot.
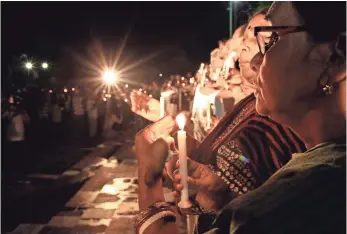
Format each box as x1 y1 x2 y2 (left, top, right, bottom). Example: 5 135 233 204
71 89 86 144
38 92 51 147
111 98 124 131
50 93 63 146
86 91 98 140
3 102 30 183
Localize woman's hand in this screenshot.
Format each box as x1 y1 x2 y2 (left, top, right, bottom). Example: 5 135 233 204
135 116 177 185
130 90 161 122
172 158 231 212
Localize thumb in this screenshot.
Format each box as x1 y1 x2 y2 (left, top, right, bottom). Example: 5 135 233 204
150 138 170 169
187 176 208 190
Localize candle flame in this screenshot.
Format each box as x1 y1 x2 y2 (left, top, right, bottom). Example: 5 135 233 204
176 113 186 130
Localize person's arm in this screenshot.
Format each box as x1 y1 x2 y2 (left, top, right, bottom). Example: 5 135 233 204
213 162 345 234
138 175 180 234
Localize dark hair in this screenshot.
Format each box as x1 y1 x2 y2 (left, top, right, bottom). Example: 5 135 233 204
292 2 346 43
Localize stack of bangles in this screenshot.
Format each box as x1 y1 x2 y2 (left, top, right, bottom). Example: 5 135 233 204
134 201 176 234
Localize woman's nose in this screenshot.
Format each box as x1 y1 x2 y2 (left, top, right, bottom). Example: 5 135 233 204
250 52 263 73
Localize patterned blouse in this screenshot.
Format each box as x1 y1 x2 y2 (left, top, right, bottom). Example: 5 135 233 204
193 93 306 197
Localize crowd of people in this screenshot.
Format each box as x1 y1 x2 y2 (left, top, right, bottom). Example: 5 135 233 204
131 2 346 234
1 86 133 184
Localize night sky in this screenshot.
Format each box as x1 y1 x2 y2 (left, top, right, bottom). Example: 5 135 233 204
2 2 257 85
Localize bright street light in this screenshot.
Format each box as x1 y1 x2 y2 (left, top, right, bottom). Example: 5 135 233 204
25 62 33 70
159 73 163 77
103 70 117 85
42 62 48 69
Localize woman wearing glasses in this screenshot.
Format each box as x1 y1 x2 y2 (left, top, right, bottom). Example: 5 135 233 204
134 2 346 234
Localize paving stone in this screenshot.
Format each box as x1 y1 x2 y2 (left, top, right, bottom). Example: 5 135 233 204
61 170 80 177
10 224 45 234
113 146 136 160
115 202 139 215
38 226 71 234
27 174 61 180
65 191 99 208
57 210 84 217
93 193 121 203
112 162 138 178
47 216 80 228
105 217 135 234
70 225 108 234
108 156 119 164
81 208 116 219
80 167 118 192
101 177 134 195
72 156 104 170
103 162 118 168
71 219 111 233
95 202 120 210
77 218 112 226
72 146 115 170
122 197 138 203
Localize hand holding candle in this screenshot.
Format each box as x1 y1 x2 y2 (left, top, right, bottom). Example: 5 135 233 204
176 113 192 209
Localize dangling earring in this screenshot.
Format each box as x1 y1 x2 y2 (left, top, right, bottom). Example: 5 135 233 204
322 84 335 95
317 66 334 96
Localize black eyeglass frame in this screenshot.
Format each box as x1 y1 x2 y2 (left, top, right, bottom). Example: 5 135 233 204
254 26 307 55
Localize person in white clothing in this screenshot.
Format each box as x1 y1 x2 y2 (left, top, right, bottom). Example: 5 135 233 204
50 93 63 145
86 94 98 138
3 104 30 183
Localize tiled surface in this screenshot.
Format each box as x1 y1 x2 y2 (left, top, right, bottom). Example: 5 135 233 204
10 224 45 234
12 142 146 234
47 216 80 228
65 191 99 208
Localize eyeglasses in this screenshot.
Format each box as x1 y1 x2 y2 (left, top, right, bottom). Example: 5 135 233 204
254 26 307 55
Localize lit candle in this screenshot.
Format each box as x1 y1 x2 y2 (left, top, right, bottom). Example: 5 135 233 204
160 96 165 118
206 101 211 129
230 51 237 69
176 114 191 209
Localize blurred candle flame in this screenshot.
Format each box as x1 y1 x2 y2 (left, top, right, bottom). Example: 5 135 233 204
176 113 186 130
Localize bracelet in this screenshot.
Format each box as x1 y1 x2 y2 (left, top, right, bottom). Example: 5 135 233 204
134 202 176 232
138 210 176 234
179 199 215 215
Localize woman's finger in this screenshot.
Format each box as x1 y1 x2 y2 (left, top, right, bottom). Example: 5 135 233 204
174 183 183 191
175 160 180 169
173 169 181 182
172 191 180 198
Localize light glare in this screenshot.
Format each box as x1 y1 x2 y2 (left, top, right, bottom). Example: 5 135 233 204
25 62 33 70
103 70 117 84
176 113 186 130
42 62 48 69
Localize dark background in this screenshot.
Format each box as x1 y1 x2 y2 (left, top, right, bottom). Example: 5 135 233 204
2 1 270 89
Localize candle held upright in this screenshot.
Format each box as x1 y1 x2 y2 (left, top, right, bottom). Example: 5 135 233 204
160 96 165 118
176 114 192 209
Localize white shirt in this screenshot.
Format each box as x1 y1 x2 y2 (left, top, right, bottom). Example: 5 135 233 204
51 104 62 123
7 114 25 141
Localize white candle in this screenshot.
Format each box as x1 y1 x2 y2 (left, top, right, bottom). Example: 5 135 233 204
230 51 237 69
206 101 211 129
176 114 191 208
160 96 165 118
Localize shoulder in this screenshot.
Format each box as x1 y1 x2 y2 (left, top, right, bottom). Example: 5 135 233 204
216 148 345 234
